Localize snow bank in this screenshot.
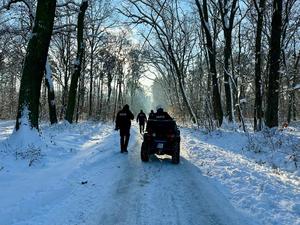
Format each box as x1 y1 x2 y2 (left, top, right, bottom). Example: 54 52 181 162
1 109 46 167
0 120 117 225
182 126 300 225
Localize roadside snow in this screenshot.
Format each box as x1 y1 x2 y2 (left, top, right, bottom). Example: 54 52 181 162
181 125 300 225
0 121 120 225
0 120 299 225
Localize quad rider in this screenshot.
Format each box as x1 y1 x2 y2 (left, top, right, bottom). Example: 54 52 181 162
155 107 172 120
148 110 155 119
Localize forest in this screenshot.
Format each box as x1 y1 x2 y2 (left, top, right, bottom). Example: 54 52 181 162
0 1 300 225
0 0 298 131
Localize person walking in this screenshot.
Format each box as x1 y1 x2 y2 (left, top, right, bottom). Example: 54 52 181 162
148 110 155 119
115 104 134 153
137 110 147 134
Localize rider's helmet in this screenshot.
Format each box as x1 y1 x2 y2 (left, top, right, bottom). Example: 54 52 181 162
156 105 163 112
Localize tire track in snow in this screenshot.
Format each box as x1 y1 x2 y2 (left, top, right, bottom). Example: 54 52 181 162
95 128 255 225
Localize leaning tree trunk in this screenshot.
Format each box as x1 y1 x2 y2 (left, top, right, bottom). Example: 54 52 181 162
15 0 57 130
265 0 283 128
195 0 223 126
45 58 58 124
167 46 198 125
218 0 238 122
65 1 88 123
178 75 198 125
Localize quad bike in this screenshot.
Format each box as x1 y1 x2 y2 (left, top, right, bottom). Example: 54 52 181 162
141 119 180 164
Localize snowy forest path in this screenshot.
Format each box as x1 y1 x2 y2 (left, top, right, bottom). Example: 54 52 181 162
94 127 255 225
0 121 256 225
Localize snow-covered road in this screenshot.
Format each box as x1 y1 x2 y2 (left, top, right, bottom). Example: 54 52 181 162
0 121 256 225
95 131 253 225
1 121 299 225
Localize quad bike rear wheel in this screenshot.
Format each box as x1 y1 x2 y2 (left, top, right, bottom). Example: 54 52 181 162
141 142 149 162
172 143 180 164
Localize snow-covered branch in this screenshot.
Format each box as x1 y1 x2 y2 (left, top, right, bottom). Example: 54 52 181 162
0 0 35 25
56 0 80 8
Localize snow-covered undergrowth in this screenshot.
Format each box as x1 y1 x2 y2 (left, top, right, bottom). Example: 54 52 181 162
1 109 46 167
182 122 300 225
0 120 118 225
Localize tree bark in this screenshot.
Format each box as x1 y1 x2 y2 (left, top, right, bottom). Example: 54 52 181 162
89 46 94 117
45 59 58 124
15 0 57 130
223 29 234 121
254 0 266 131
107 71 113 104
288 50 300 122
65 1 88 123
265 0 283 128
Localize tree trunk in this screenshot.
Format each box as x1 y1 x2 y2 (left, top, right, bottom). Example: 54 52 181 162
265 0 283 128
291 50 300 121
167 47 198 124
287 83 292 123
89 48 94 117
112 78 118 122
118 77 123 108
75 51 86 123
254 0 266 131
99 76 104 116
75 80 81 123
218 0 238 123
107 71 112 104
65 1 88 123
45 59 58 124
195 0 223 126
223 30 234 122
15 0 57 130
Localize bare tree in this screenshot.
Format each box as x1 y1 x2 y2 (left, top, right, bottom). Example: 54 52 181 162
85 0 113 117
65 0 88 123
217 0 239 122
122 0 198 124
195 0 223 126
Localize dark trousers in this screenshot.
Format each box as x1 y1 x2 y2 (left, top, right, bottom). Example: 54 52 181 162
139 123 145 134
120 129 130 152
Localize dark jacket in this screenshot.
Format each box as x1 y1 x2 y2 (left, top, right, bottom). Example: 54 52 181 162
148 111 155 119
155 109 172 120
137 112 147 124
115 108 134 130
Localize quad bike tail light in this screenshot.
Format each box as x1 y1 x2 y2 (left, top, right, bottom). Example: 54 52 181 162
167 129 175 140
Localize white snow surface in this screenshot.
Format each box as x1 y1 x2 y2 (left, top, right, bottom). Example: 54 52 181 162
293 83 300 90
0 120 299 225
